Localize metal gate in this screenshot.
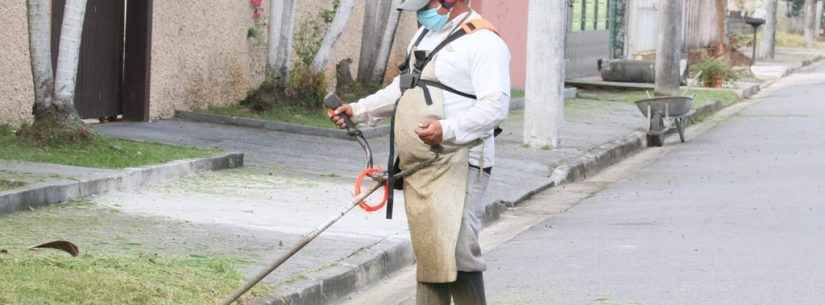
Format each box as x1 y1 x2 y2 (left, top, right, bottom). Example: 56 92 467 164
52 0 125 119
566 0 611 79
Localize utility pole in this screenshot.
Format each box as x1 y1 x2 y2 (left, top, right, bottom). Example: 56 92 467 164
804 0 817 48
524 0 566 149
759 0 778 60
654 0 683 96
817 0 824 39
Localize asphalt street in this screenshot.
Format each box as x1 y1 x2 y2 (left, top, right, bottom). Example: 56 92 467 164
483 65 825 304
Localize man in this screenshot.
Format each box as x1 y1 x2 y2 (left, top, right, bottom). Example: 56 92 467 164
329 0 510 304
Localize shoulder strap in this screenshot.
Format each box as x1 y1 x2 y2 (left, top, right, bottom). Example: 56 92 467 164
417 18 500 70
399 29 430 72
460 18 500 36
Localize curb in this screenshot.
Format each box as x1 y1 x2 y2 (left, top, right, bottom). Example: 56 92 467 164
175 111 390 140
0 153 243 216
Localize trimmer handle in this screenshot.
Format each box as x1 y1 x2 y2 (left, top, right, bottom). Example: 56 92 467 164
324 94 358 135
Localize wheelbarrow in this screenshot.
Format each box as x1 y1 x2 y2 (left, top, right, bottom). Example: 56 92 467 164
635 96 694 147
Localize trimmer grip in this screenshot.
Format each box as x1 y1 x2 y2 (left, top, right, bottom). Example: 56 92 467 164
324 94 356 131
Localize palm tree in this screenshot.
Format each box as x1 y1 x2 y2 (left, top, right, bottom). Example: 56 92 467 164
25 0 88 138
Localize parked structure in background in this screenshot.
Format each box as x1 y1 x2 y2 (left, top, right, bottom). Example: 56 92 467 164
625 0 728 59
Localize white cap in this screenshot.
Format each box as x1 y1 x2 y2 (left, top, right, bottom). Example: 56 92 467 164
398 0 430 11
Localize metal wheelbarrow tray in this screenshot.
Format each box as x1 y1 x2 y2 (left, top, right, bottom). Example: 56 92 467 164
635 96 694 147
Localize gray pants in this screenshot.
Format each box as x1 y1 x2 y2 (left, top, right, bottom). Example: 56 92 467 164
417 167 490 305
456 166 490 272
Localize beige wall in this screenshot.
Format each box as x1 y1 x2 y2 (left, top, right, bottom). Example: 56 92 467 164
0 2 35 125
151 0 418 119
149 0 268 119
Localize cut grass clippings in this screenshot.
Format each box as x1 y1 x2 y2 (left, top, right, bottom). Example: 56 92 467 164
0 127 219 169
0 201 269 305
0 179 26 192
0 253 263 305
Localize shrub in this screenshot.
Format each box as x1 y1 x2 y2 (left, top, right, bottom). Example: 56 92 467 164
692 58 738 88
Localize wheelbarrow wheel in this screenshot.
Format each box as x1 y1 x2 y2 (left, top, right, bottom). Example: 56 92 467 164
675 118 686 143
647 134 664 147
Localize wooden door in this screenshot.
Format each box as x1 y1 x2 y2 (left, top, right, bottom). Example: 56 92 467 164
53 0 125 119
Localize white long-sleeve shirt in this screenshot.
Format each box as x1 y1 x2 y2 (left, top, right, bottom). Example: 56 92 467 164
351 11 511 167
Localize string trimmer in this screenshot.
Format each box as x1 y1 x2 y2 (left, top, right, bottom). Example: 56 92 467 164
217 94 436 305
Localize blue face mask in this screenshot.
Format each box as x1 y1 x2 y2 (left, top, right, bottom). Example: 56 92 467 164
417 6 450 31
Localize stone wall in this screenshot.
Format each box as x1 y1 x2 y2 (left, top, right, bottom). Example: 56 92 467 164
0 1 35 125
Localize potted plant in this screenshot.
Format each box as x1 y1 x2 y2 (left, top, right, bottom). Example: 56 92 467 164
691 58 737 88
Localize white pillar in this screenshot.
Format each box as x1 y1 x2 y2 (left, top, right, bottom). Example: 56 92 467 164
816 0 824 38
524 0 566 149
804 0 817 48
655 0 683 96
759 0 778 60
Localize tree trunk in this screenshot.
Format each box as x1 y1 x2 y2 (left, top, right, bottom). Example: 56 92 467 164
524 0 566 148
267 0 296 81
714 0 728 55
52 0 87 122
804 0 817 48
312 0 356 74
370 0 402 84
655 0 683 96
26 0 55 120
358 0 396 83
759 0 778 60
817 1 824 38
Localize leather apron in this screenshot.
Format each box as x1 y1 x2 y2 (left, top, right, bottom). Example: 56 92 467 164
396 52 470 284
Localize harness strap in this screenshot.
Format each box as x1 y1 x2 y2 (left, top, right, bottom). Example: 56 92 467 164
386 18 498 220
418 79 477 100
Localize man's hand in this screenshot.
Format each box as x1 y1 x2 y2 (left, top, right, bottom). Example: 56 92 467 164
327 104 354 129
415 120 443 145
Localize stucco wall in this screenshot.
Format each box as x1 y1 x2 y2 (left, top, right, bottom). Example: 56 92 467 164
475 0 528 89
0 2 35 125
149 0 268 119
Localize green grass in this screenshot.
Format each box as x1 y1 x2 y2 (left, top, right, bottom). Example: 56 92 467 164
511 89 525 98
775 31 825 49
574 88 740 108
0 201 269 305
0 253 262 305
207 104 335 129
0 127 219 169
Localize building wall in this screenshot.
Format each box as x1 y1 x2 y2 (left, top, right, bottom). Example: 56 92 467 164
0 1 35 125
148 0 267 119
475 0 529 89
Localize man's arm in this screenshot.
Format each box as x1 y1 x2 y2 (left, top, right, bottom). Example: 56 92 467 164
350 76 403 123
329 76 401 129
439 32 511 145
